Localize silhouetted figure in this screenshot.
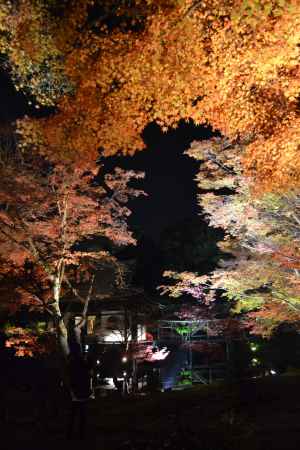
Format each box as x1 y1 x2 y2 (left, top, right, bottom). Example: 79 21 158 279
67 351 94 439
108 345 123 394
147 368 160 391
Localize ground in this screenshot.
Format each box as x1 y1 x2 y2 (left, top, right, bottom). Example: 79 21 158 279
2 376 300 450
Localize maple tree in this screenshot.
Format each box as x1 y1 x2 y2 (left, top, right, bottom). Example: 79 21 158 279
208 189 300 336
164 138 300 336
0 0 298 190
0 139 145 357
1 0 300 346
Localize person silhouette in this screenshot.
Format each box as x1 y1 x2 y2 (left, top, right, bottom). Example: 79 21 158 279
66 349 94 439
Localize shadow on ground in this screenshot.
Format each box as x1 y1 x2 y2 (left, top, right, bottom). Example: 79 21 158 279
1 376 300 450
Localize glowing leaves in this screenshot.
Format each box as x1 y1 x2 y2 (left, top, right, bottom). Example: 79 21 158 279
185 137 243 191
160 271 209 300
4 324 54 357
166 135 300 335
1 0 299 191
244 118 300 192
0 150 145 345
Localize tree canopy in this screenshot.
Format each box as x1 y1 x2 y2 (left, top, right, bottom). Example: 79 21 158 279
164 139 300 336
0 136 145 356
1 0 299 190
1 0 300 344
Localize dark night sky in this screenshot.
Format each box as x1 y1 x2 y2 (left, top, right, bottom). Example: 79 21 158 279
0 71 214 241
0 72 31 121
104 122 214 240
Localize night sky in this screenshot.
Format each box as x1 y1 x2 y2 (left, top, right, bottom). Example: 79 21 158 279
104 122 214 241
0 71 35 121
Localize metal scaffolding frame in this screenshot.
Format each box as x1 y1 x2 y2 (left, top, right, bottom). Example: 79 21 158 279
157 319 230 385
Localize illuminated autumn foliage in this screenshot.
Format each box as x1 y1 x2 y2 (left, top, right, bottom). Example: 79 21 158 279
1 1 300 344
0 141 145 356
164 139 300 336
0 0 299 189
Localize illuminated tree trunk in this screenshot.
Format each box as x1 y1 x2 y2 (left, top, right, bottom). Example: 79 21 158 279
72 275 95 354
50 274 71 359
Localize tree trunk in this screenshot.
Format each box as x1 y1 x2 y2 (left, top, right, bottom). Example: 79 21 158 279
52 273 95 359
52 275 71 359
57 318 70 359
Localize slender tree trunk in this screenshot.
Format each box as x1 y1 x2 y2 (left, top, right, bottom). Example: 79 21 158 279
72 274 95 353
51 274 95 361
73 325 83 352
52 275 71 359
57 318 70 359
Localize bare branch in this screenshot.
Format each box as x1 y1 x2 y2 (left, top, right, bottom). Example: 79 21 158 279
64 275 86 304
75 274 95 330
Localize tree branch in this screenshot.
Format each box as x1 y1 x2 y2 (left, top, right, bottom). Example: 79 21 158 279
76 274 95 329
64 275 86 304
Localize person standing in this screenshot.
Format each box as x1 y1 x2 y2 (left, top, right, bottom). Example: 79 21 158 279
66 352 95 439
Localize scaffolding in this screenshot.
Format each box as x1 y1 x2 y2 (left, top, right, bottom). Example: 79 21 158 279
157 319 230 386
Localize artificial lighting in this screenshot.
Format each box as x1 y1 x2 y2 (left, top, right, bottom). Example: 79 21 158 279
85 344 89 351
102 325 147 343
270 369 277 375
97 373 100 378
123 371 127 376
96 359 100 365
122 356 128 363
